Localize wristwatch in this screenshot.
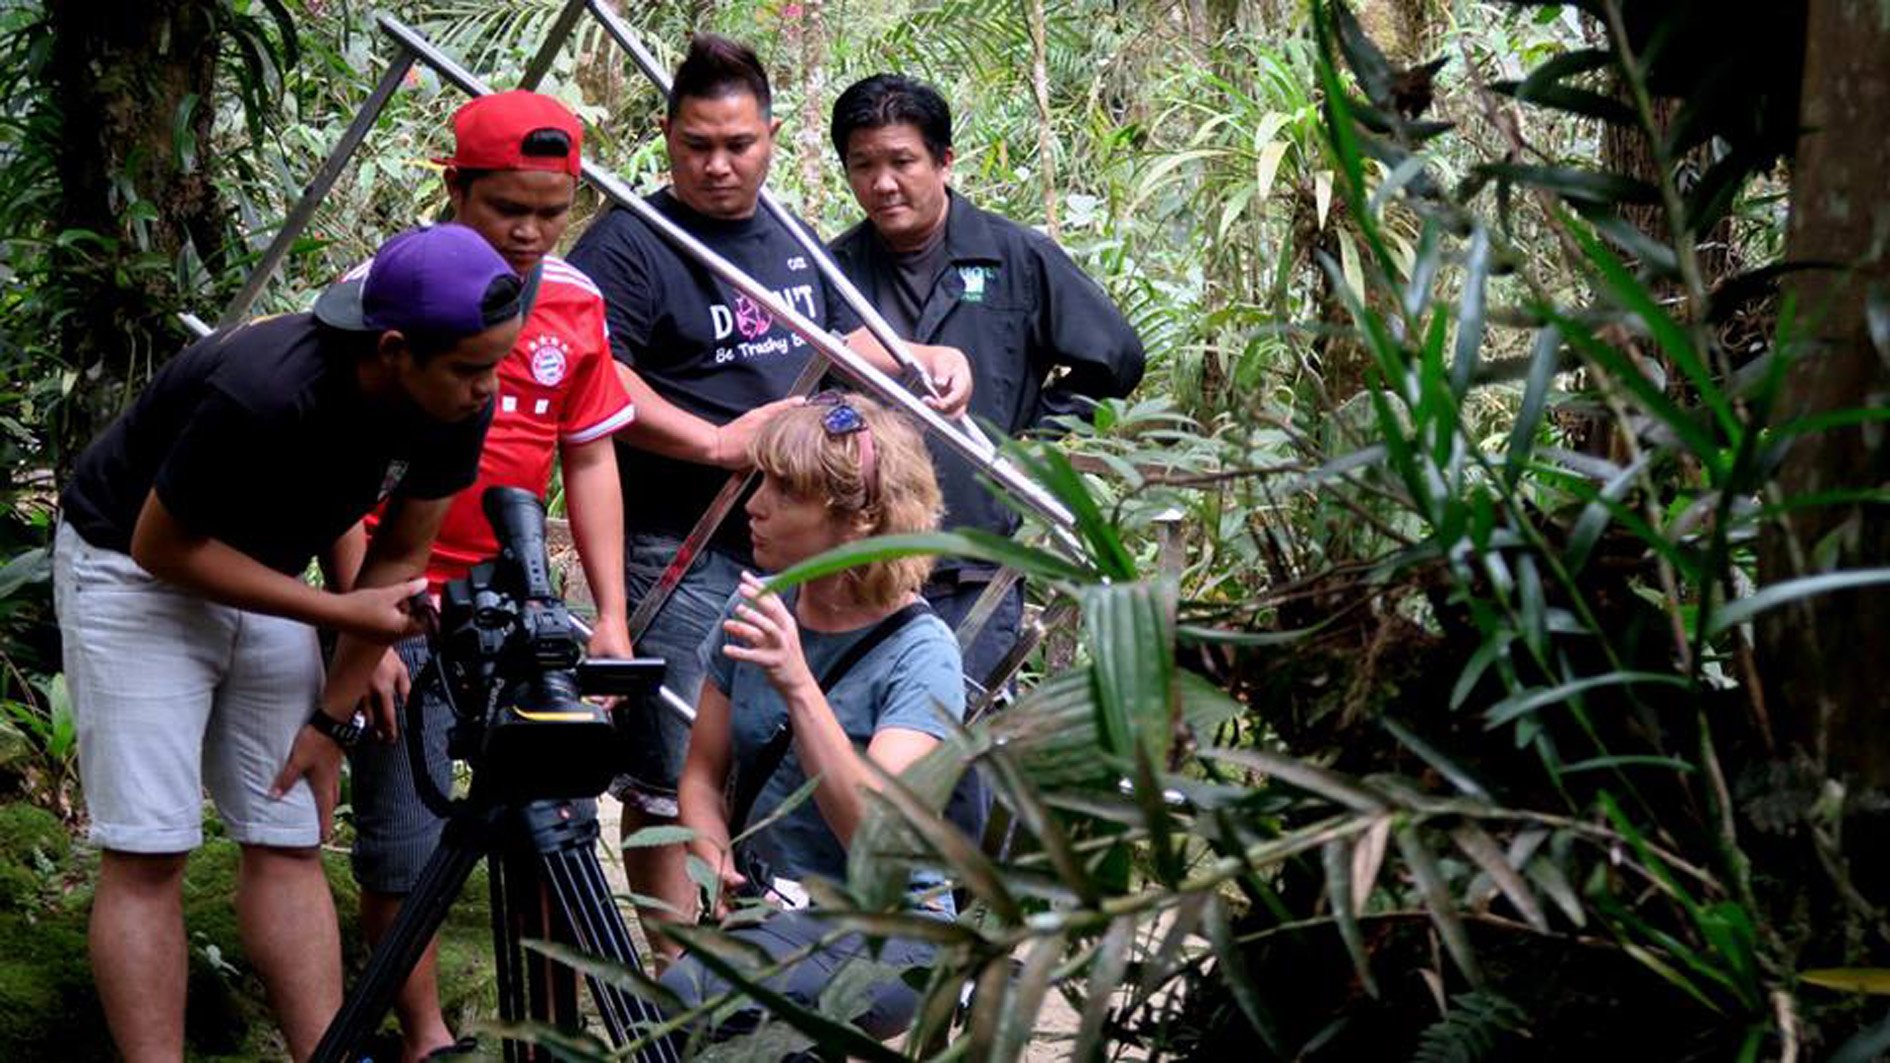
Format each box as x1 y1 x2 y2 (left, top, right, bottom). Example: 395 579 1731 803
307 708 369 749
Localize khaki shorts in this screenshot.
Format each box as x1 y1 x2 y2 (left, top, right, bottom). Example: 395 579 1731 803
53 522 323 853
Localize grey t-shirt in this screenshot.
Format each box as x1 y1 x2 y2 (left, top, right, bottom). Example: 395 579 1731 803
703 594 964 889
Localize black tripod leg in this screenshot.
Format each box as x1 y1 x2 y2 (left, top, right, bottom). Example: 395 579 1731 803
310 815 492 1063
499 846 587 1060
538 845 680 1063
516 801 677 1063
487 847 537 1063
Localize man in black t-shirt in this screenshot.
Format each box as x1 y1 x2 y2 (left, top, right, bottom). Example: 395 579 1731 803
54 223 520 1062
828 74 1146 689
565 34 971 955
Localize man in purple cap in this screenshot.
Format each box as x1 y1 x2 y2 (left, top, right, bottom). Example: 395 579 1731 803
53 222 520 1062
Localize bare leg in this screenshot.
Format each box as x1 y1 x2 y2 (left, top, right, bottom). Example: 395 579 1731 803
618 805 692 962
360 888 457 1062
236 844 342 1062
92 850 189 1063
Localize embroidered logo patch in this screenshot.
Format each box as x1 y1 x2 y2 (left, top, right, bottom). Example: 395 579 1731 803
958 266 987 303
528 335 570 386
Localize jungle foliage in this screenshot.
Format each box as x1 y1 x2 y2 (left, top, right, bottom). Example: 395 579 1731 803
1 0 1887 1059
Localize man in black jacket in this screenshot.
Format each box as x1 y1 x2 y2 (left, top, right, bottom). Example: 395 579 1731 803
827 74 1146 687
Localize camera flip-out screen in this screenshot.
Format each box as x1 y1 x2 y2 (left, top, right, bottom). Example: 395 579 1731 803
575 658 667 698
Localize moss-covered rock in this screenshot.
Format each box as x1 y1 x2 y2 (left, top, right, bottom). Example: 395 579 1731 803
0 805 537 1059
0 802 67 910
0 802 69 861
0 910 116 1061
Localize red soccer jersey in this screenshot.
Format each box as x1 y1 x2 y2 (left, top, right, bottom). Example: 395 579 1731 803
366 255 634 589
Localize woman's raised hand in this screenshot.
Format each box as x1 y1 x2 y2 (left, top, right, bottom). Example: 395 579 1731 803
720 571 816 695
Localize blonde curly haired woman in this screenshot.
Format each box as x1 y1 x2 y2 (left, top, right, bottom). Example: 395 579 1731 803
661 390 965 1042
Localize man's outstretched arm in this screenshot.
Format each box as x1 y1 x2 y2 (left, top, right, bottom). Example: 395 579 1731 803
130 492 421 642
561 435 632 657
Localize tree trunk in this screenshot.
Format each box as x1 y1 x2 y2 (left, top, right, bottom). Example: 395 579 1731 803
1026 0 1060 238
44 0 225 471
1357 0 1436 66
792 0 828 220
1759 0 1890 785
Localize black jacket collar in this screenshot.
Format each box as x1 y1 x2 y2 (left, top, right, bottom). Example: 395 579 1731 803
937 189 1002 264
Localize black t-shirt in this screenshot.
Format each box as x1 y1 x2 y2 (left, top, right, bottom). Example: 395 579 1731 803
884 224 950 339
60 313 491 575
564 188 860 559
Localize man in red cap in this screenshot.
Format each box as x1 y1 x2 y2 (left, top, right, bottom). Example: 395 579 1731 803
340 90 635 1062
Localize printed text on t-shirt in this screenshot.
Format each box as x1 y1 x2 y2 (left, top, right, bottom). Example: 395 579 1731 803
710 284 818 364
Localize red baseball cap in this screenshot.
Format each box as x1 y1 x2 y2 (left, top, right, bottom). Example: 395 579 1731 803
437 90 583 176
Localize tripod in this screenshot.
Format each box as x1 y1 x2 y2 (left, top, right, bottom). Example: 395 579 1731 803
310 780 676 1063
308 647 678 1063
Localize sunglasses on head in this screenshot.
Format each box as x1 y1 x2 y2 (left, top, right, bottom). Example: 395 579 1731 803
807 391 877 507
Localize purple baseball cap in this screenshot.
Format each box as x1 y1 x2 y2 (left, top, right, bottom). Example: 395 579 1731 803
313 223 522 338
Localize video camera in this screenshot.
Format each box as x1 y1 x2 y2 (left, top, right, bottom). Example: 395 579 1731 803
429 486 663 801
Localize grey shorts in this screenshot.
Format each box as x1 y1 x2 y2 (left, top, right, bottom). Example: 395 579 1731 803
52 522 323 853
348 636 451 894
610 531 745 817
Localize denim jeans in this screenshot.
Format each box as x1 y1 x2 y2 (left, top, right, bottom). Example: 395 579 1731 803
610 531 747 815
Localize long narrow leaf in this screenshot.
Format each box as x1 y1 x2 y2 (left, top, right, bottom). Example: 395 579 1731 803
1485 672 1691 730
1004 442 1140 580
1201 746 1391 812
1382 716 1489 798
1618 941 1723 1013
1353 814 1393 912
1451 227 1490 399
1475 163 1660 206
968 953 1014 1060
992 933 1064 1063
1567 216 1737 444
1800 968 1890 995
1397 824 1484 987
1708 568 1890 635
1543 306 1722 469
1565 450 1651 573
860 757 1023 922
986 751 1100 906
1131 743 1185 886
520 939 684 1013
1082 580 1178 764
1505 327 1563 486
1323 839 1381 997
1525 854 1587 929
1137 891 1210 1003
765 529 1093 592
1450 823 1549 933
1205 895 1286 1053
1074 916 1136 1060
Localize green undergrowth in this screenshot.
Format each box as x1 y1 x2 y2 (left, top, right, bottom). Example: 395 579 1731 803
0 801 499 1061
